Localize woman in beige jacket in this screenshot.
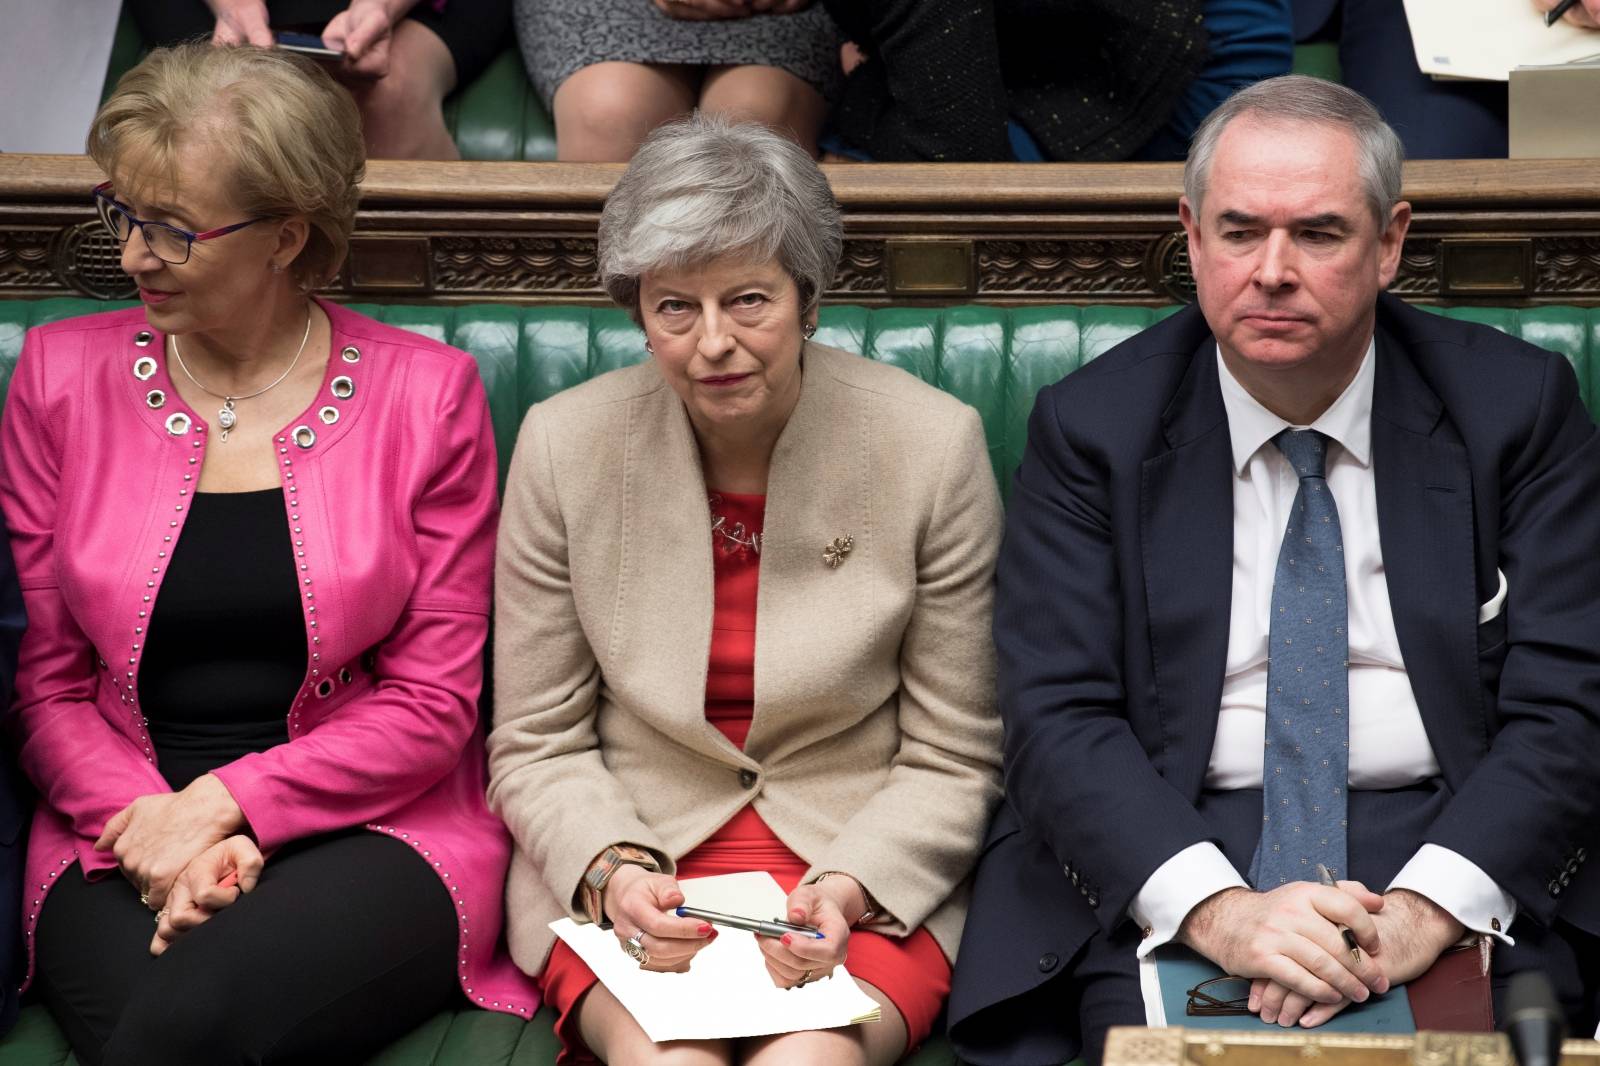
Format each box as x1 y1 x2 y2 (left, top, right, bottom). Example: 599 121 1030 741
488 115 1003 1066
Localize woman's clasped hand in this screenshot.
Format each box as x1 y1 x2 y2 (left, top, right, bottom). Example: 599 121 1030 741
93 773 246 913
149 835 264 957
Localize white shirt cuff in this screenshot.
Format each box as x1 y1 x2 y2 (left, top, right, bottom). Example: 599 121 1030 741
1388 844 1517 945
1129 842 1249 958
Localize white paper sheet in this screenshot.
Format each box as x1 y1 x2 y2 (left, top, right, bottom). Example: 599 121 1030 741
1404 0 1600 81
550 871 883 1043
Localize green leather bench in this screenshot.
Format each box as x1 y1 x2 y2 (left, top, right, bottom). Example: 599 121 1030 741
0 296 1596 1065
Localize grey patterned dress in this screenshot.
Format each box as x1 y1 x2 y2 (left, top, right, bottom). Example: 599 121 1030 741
515 0 841 109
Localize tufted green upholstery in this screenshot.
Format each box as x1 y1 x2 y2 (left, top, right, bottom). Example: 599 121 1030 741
0 296 1596 1064
5 299 1596 496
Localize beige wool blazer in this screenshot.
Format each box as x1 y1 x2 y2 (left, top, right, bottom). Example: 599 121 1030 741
487 342 1004 974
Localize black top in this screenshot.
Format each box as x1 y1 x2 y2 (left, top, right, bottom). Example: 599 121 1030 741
823 0 1208 162
138 489 304 790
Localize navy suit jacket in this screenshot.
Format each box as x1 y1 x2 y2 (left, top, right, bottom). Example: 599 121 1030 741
949 294 1600 1060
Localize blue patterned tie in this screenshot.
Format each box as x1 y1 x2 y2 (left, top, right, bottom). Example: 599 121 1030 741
1249 429 1350 888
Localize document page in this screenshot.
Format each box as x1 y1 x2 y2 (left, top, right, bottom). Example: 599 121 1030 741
550 871 883 1043
1404 0 1600 81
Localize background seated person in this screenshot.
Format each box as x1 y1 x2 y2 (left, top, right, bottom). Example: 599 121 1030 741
128 0 512 160
0 42 534 1065
946 75 1600 1066
820 0 1292 162
487 116 1005 1065
515 0 837 161
1290 0 1600 158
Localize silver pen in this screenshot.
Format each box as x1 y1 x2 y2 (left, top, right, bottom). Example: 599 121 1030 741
675 905 825 939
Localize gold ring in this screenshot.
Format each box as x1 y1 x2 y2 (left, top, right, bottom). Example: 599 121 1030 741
154 908 168 925
621 932 650 968
139 892 151 908
798 969 815 987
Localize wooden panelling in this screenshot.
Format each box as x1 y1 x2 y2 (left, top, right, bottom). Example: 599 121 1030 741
4 155 1598 306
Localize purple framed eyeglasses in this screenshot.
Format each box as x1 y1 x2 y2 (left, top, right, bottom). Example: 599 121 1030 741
93 181 268 266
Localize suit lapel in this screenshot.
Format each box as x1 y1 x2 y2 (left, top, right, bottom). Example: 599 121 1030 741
612 373 729 757
747 345 876 762
1370 330 1487 777
1141 340 1235 798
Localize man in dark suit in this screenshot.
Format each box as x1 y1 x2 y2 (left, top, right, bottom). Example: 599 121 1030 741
947 74 1600 1066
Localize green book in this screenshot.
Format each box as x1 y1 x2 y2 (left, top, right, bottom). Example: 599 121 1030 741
1146 946 1416 1033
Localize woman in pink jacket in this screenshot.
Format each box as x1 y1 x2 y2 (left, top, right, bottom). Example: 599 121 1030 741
0 43 536 1064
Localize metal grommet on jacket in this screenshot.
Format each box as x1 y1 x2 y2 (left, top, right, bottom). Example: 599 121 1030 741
134 331 153 347
331 375 355 400
133 356 157 381
292 425 316 449
164 412 191 436
315 677 334 699
145 390 165 409
318 405 340 425
340 345 361 363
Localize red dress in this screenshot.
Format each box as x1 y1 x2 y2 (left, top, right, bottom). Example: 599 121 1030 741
542 492 951 1062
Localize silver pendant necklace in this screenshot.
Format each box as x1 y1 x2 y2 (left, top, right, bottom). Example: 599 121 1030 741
169 306 313 442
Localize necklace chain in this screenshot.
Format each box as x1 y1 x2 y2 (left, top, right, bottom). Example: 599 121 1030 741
169 306 313 442
709 494 761 558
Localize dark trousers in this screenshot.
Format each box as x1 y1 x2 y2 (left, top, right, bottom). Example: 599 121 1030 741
33 830 459 1066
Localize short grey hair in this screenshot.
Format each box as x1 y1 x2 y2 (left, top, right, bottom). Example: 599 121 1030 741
1183 75 1404 225
598 114 843 325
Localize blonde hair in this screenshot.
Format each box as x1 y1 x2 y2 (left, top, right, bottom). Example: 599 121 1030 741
88 41 365 291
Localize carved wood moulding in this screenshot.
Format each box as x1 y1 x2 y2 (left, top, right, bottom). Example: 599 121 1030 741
1102 1026 1600 1066
4 155 1599 307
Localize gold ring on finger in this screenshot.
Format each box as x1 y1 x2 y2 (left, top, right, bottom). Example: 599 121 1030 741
798 968 815 987
139 892 151 908
621 932 650 968
154 908 168 924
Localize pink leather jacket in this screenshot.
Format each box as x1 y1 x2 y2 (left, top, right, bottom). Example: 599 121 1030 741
0 300 538 1017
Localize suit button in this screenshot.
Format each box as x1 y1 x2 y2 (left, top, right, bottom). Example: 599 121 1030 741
1568 860 1580 876
1579 848 1589 862
1561 872 1572 888
1550 880 1564 897
1038 953 1059 973
1087 892 1100 908
1070 871 1081 887
738 769 758 789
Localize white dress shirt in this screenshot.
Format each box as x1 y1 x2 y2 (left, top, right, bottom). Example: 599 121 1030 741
1130 341 1516 958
